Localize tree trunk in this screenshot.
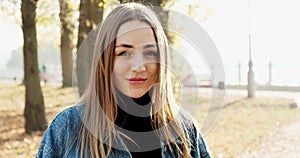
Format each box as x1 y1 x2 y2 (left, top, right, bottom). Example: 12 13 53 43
21 0 47 134
59 0 74 87
76 0 104 96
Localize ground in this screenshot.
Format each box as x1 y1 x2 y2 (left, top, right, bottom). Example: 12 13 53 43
0 83 300 157
241 117 300 158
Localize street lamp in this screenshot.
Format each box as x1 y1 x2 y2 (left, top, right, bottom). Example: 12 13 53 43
247 0 256 98
247 34 255 98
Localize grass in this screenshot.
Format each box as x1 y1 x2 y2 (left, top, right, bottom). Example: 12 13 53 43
0 83 75 157
0 83 299 157
204 96 300 157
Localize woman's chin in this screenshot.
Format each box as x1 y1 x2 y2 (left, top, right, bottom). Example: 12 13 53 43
128 92 146 98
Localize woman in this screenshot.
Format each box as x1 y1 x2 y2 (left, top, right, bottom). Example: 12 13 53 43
37 2 210 158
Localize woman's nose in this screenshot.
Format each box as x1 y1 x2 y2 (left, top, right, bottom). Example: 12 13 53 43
131 54 146 72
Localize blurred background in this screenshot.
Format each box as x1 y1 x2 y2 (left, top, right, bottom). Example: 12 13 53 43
0 0 299 157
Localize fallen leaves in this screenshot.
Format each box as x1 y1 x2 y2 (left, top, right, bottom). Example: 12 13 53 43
1 83 300 157
0 83 74 157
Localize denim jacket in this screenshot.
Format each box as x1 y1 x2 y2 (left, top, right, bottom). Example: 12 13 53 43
36 105 210 158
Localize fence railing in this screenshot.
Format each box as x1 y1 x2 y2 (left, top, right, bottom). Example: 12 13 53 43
224 62 300 87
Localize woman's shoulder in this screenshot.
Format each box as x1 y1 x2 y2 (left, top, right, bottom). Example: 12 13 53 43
51 104 85 125
175 106 201 138
58 103 86 117
43 103 86 136
176 106 196 127
176 107 211 158
36 104 86 157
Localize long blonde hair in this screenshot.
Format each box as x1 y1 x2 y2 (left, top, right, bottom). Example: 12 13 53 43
75 2 191 158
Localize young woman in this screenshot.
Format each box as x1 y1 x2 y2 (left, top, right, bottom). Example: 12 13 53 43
37 2 210 158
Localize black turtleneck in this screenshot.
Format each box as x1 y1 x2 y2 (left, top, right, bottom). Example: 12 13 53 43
114 90 162 158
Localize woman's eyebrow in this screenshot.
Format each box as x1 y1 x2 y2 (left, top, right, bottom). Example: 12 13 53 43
115 44 133 48
143 44 157 49
115 43 157 49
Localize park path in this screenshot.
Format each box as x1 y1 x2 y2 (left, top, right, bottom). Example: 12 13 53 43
215 88 300 157
229 89 300 157
225 89 300 103
240 116 300 158
183 87 300 157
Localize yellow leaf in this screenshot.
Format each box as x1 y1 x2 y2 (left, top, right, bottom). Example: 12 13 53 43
98 2 104 7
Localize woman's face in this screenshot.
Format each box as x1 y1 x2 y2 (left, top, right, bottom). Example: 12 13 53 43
113 20 159 98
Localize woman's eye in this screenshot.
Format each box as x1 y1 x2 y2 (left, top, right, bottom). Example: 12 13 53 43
117 51 129 56
145 51 157 56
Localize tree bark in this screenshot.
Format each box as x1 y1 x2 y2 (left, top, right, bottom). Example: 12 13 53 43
21 0 47 134
59 0 74 87
76 0 104 96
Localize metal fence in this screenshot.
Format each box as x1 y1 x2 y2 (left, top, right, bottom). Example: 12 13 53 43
224 62 300 87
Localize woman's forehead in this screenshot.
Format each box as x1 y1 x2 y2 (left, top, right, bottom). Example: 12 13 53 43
116 20 152 37
115 20 156 47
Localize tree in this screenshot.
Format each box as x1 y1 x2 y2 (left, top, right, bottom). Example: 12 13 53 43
0 0 21 25
76 0 104 96
6 44 61 71
59 0 75 87
21 0 47 134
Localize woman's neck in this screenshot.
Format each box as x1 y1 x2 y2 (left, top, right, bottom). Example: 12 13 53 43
116 89 152 107
114 89 155 132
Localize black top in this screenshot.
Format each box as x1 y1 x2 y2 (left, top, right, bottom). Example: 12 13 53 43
114 90 162 158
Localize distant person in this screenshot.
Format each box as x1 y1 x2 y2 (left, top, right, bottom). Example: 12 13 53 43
40 64 47 84
36 2 210 158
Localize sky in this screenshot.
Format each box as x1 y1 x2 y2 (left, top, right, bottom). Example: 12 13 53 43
201 0 300 65
171 0 300 85
0 0 299 85
207 0 300 85
0 21 22 69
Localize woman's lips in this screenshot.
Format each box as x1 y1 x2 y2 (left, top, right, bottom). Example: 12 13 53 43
127 78 147 85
